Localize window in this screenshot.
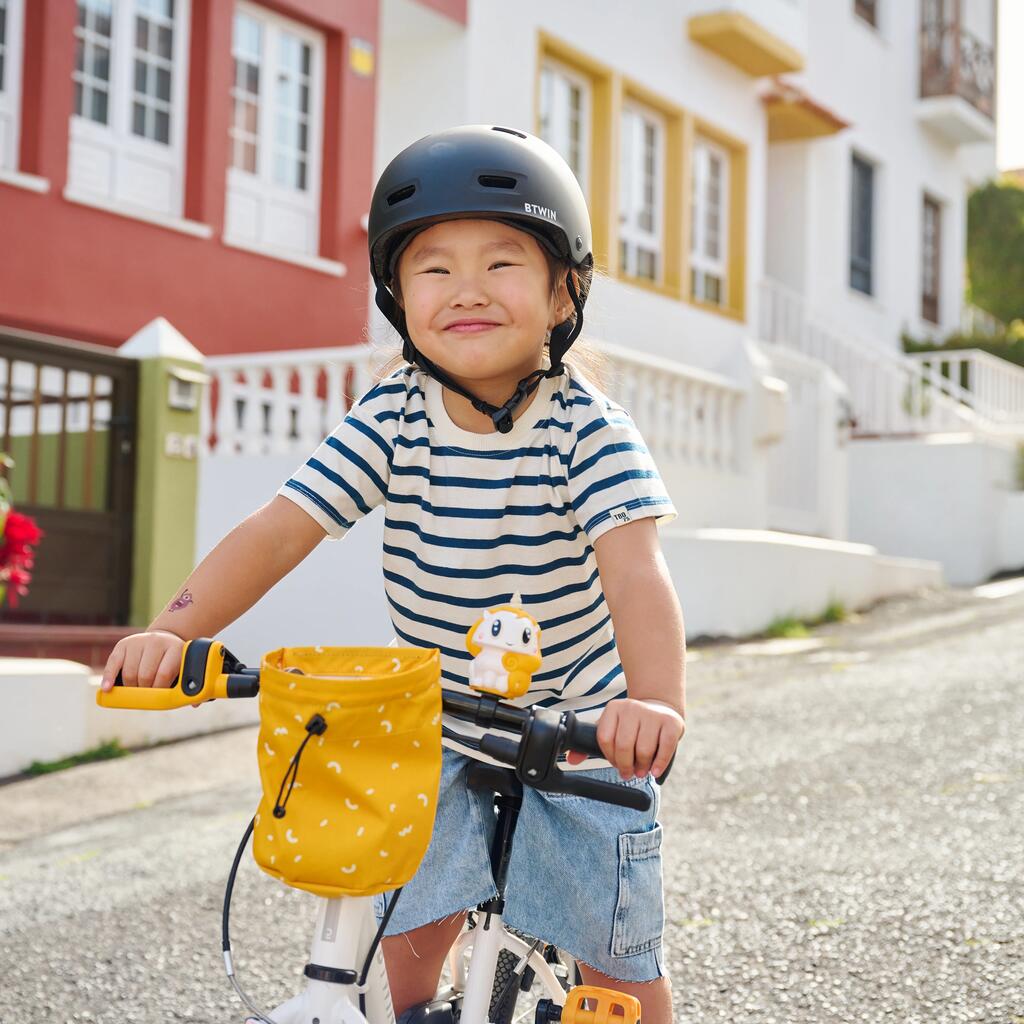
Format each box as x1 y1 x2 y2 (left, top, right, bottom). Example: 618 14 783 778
849 154 875 295
855 0 878 27
538 57 590 196
619 101 664 283
0 0 25 172
922 194 941 324
68 0 190 218
690 136 729 305
73 1 113 127
225 4 325 259
131 0 175 144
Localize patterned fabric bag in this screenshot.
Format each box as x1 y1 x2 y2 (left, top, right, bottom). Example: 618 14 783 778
252 646 442 898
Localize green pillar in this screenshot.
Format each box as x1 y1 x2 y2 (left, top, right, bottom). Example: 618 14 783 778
119 319 207 626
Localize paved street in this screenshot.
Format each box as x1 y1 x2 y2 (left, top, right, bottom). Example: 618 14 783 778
1 581 1022 1023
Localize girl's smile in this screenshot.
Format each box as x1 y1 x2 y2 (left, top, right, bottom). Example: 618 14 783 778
444 318 503 333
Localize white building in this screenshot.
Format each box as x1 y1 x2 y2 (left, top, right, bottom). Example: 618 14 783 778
365 0 1018 580
196 0 1022 657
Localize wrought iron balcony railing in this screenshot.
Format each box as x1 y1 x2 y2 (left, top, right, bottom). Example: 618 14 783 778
919 4 996 120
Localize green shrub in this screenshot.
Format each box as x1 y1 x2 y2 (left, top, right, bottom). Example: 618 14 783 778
25 739 129 776
763 601 846 639
765 616 809 639
818 601 847 624
967 179 1024 325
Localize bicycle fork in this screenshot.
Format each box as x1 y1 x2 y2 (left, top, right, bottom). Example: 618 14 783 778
245 896 395 1024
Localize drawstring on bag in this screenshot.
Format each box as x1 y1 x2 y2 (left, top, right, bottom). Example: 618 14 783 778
272 713 327 819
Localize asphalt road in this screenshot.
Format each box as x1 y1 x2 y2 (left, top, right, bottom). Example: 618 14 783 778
1 580 1021 1023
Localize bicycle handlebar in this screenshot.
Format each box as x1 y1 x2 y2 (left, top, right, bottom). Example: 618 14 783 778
99 640 672 810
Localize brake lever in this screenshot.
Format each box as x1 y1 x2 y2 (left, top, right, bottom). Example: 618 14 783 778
478 709 653 812
556 772 651 811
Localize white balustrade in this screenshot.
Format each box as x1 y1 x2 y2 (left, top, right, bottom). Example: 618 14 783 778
201 340 747 499
905 348 1024 426
759 278 991 437
203 346 379 456
594 339 744 473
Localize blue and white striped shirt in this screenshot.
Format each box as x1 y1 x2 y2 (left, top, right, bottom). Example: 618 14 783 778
278 365 677 769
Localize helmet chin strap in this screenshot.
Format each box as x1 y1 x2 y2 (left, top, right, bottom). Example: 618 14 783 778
375 269 585 434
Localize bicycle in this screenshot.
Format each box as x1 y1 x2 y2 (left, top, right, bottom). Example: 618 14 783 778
99 637 671 1024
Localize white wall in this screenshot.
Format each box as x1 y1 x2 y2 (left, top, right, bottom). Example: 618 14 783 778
374 0 469 170
660 527 941 639
999 493 1024 571
764 343 849 539
765 141 811 296
771 0 997 351
196 454 394 663
848 433 1023 586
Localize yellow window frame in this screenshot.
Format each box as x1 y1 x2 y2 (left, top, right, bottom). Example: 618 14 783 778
535 31 747 322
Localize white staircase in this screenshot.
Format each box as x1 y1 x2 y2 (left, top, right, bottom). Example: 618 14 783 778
759 278 1024 439
757 278 1024 585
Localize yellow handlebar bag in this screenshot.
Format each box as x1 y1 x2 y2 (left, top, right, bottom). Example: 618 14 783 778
252 646 442 899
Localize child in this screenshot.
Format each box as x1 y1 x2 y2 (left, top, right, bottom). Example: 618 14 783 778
101 125 686 1023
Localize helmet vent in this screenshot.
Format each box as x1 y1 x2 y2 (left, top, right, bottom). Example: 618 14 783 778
386 184 417 206
478 174 517 190
492 126 527 139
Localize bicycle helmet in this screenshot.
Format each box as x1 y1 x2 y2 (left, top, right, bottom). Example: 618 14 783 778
368 124 594 432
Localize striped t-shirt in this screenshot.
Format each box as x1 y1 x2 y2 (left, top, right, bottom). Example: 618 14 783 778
278 365 677 770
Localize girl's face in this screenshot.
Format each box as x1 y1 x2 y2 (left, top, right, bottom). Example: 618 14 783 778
395 218 573 392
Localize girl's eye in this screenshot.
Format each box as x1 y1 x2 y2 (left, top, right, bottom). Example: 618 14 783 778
522 626 532 645
421 263 516 274
491 619 502 637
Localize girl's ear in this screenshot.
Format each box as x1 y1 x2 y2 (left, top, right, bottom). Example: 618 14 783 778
550 267 579 326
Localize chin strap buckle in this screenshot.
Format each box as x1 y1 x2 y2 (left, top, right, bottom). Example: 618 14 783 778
489 375 539 434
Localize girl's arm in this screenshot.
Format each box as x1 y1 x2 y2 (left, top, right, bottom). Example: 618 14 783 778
101 496 327 690
567 517 686 779
147 494 327 638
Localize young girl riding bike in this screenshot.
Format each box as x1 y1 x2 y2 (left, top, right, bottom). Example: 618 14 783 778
101 125 687 1023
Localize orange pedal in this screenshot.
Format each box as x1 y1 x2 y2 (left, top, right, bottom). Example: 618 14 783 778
561 985 642 1024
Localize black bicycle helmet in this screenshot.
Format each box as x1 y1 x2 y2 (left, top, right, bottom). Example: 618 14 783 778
367 124 594 432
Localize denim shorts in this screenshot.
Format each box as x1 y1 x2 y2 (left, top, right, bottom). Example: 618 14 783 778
372 746 666 982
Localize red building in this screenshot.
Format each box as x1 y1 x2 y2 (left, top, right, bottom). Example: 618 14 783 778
0 0 464 355
0 0 464 643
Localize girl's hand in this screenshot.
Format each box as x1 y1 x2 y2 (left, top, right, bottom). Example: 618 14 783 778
565 698 685 779
100 630 185 692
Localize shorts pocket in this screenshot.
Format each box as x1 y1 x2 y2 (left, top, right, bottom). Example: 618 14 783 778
610 823 665 957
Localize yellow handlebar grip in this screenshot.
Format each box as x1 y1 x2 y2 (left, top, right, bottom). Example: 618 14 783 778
96 639 238 710
96 683 196 710
561 987 641 1024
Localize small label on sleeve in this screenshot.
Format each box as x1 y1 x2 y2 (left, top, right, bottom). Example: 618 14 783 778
610 506 632 525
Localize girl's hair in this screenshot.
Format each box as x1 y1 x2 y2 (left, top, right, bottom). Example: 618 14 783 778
372 235 608 390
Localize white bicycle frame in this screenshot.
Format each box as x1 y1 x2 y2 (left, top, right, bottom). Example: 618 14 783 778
243 891 570 1024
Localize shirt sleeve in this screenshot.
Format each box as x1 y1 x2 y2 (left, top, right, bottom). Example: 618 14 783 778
566 403 678 544
276 374 403 540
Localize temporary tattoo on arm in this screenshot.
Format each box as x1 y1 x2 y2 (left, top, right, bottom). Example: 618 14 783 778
168 589 194 612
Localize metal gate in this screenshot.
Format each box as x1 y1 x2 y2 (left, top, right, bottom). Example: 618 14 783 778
0 329 138 624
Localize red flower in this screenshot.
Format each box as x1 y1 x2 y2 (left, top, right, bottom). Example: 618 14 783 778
1 510 44 608
3 511 43 546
